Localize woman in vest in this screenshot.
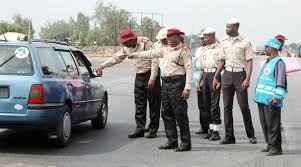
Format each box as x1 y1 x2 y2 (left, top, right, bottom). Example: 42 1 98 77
253 38 288 156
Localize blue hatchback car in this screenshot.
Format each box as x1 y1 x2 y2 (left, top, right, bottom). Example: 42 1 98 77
0 40 108 146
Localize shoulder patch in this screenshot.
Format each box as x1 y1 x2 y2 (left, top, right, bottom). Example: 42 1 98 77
182 45 190 52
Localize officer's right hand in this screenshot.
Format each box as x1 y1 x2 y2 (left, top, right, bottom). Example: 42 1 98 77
127 53 134 59
197 85 202 94
181 89 190 101
213 77 221 90
94 66 103 76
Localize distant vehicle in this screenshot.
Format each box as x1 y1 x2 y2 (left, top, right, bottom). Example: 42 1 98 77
0 32 27 41
0 40 108 146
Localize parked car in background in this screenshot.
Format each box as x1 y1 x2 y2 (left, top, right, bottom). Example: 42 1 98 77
0 40 108 146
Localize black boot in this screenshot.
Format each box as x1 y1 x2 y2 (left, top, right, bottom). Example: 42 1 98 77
158 142 178 149
174 142 191 152
128 130 144 138
203 129 213 139
209 131 221 141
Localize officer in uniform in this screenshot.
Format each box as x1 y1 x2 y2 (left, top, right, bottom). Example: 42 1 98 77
199 28 222 141
275 34 296 57
254 38 287 156
195 32 210 135
95 29 161 139
213 18 257 144
129 28 193 152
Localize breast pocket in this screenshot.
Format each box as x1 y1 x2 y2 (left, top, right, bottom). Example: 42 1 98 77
235 46 245 60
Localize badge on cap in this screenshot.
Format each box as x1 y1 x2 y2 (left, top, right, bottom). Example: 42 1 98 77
15 47 29 59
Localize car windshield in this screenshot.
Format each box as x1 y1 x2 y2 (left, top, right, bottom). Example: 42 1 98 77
0 45 34 75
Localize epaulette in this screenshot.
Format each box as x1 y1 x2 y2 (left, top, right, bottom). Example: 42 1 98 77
221 37 228 42
140 37 150 44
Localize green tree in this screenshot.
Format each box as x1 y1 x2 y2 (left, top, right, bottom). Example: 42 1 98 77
93 0 131 46
0 13 34 38
140 17 160 41
40 20 71 40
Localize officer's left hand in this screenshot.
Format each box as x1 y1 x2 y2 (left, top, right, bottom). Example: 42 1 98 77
269 98 279 104
181 89 190 101
148 79 155 89
241 79 250 90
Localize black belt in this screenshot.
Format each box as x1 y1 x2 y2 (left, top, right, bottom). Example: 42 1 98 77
136 70 151 77
161 75 185 83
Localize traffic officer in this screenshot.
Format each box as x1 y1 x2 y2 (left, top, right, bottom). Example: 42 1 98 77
95 29 161 139
129 28 193 152
195 31 210 135
253 38 287 156
199 28 222 141
213 18 257 144
154 27 168 49
275 34 296 57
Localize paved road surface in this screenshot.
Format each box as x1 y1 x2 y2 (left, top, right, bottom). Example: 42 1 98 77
0 56 300 167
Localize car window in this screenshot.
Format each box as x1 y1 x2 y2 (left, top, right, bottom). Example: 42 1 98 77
73 52 90 77
0 46 33 75
37 48 60 75
59 51 79 77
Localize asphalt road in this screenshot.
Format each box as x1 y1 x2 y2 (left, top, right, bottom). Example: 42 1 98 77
0 56 300 167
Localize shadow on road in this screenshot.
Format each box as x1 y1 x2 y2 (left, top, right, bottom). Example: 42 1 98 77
0 122 133 156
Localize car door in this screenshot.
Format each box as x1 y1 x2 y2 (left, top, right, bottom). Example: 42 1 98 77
58 50 87 122
72 51 102 118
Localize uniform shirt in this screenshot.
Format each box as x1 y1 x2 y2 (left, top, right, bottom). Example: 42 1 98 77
279 48 295 57
220 35 254 68
201 43 221 69
154 40 163 49
194 47 204 70
133 43 193 90
101 37 159 80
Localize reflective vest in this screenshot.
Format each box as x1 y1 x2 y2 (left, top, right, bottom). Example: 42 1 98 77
253 56 287 107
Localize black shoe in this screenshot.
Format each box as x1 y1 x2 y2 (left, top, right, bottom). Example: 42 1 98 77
158 142 178 150
144 126 150 133
220 137 236 144
145 132 157 138
267 149 282 156
203 129 213 139
174 142 191 152
196 129 208 135
209 131 221 141
249 137 257 144
128 131 144 138
261 147 269 152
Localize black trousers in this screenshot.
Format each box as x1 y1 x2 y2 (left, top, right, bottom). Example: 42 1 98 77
197 90 209 131
161 75 191 144
134 70 161 133
202 72 221 125
258 103 282 152
222 71 255 139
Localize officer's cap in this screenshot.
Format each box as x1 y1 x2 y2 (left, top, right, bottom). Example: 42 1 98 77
202 28 216 35
117 29 137 43
156 27 168 40
226 18 239 25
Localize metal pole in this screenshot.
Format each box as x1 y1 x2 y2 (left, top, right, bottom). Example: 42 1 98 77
28 20 31 41
151 13 154 41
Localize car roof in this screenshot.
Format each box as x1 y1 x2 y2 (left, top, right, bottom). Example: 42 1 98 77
0 41 92 66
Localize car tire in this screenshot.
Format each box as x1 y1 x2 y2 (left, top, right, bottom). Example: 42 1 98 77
56 105 72 147
91 96 108 129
